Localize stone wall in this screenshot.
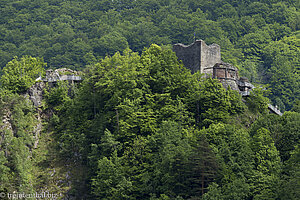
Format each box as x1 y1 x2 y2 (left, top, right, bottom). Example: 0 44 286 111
200 42 221 74
173 39 282 115
215 68 226 78
173 40 221 74
220 79 239 91
213 63 238 80
173 41 201 74
173 40 256 95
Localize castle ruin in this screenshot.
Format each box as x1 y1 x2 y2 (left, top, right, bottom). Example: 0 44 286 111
173 40 282 116
173 40 253 96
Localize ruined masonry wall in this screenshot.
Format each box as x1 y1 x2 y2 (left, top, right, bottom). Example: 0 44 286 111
173 40 221 74
173 41 201 74
173 40 283 116
200 42 221 74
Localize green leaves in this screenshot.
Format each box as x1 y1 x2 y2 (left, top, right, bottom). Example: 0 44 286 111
250 111 300 162
186 77 245 127
262 35 300 110
245 87 269 114
91 151 133 200
0 56 46 93
44 81 71 110
93 31 129 58
78 46 195 143
12 38 293 199
279 145 300 199
0 92 37 193
250 128 281 200
0 1 298 199
251 128 281 173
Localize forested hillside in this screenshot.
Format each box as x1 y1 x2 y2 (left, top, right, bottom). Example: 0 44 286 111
0 0 299 109
0 0 299 199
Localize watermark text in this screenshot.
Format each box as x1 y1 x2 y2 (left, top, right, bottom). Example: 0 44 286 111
0 191 61 199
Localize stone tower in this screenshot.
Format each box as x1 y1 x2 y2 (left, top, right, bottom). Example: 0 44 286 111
173 39 282 116
173 40 221 74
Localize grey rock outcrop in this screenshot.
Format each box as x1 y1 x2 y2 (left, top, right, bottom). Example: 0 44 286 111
26 81 46 108
37 68 82 83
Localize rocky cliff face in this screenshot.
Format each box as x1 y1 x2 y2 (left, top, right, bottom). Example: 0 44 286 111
0 68 83 198
26 81 46 108
0 109 12 158
25 82 46 148
0 81 45 150
1 67 81 150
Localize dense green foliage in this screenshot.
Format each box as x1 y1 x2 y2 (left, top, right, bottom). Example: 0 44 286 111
0 56 45 93
0 91 37 194
0 0 299 199
0 44 299 199
48 46 298 199
0 0 299 109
